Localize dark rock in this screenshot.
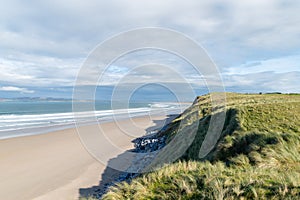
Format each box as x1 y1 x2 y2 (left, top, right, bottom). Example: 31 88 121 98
92 131 168 199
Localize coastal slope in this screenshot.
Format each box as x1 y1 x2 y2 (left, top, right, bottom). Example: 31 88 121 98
102 93 300 199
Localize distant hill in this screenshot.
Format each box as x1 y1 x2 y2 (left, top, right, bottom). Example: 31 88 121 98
100 93 300 199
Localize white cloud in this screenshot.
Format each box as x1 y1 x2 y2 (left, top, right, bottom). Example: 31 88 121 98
0 86 34 94
223 71 300 93
224 54 300 75
0 0 299 94
221 54 300 93
0 54 82 86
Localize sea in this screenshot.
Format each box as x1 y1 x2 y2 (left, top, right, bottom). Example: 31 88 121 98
0 100 188 139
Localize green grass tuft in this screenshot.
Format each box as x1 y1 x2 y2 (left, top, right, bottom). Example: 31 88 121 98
102 93 300 200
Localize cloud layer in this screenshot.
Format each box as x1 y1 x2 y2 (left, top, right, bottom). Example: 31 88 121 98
0 86 34 94
0 0 299 96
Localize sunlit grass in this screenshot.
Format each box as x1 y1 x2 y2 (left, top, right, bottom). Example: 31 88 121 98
100 93 300 199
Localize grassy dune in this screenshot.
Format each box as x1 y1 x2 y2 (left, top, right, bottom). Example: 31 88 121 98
101 93 300 199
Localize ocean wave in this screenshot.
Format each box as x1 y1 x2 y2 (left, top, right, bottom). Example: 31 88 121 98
0 103 187 139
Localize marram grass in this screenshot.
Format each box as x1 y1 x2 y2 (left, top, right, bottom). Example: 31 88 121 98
89 93 300 200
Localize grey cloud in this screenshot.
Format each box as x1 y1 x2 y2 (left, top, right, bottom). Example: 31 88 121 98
2 0 300 60
0 0 300 94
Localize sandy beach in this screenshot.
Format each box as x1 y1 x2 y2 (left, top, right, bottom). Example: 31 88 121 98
0 115 170 200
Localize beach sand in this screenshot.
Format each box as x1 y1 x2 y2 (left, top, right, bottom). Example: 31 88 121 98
0 115 170 200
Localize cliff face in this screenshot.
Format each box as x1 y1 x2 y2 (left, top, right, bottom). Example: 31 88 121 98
101 93 300 199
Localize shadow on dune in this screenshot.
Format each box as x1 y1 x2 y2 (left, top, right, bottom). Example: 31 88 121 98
79 114 178 199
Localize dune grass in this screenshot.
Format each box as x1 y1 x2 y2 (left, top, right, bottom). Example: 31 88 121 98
95 93 300 199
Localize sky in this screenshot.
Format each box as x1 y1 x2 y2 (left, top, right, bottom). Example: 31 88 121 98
0 0 299 99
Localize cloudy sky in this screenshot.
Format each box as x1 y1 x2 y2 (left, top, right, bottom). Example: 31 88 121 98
0 0 299 98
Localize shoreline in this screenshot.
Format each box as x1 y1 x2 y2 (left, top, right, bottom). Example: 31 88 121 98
0 114 177 200
0 107 186 140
